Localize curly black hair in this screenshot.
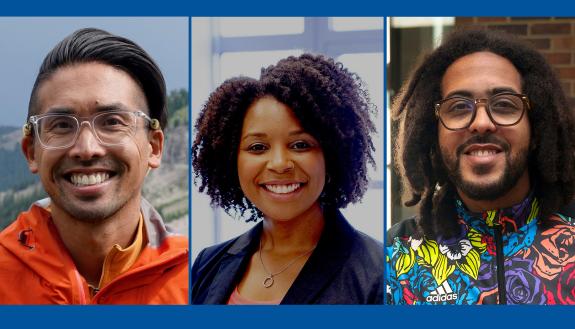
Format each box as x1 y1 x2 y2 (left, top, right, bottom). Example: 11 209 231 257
192 53 376 222
393 29 575 238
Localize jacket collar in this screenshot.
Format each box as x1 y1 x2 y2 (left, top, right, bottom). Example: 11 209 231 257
203 209 356 304
454 190 539 236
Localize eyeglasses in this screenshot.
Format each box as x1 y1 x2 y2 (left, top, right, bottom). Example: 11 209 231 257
23 110 161 150
434 92 530 131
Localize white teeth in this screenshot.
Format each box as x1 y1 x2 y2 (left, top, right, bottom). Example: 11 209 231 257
265 183 301 194
469 149 497 157
70 172 110 186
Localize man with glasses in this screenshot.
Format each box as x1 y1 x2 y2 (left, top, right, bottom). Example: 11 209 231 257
0 28 188 304
387 29 575 304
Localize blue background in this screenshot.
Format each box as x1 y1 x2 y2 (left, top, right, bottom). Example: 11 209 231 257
2 0 575 327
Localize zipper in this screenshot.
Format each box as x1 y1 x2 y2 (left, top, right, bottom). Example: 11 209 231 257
92 249 188 303
493 223 506 304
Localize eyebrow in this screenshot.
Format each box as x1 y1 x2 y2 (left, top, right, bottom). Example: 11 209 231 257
444 87 519 99
43 103 132 115
241 129 309 141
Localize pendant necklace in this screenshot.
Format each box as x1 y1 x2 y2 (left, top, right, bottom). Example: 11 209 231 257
258 240 315 288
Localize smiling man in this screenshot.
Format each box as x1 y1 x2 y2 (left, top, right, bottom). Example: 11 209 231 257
387 30 575 305
0 28 188 304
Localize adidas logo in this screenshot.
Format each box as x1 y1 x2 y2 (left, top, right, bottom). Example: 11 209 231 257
426 281 458 303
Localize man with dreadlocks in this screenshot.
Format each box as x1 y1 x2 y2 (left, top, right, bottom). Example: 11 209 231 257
387 29 575 305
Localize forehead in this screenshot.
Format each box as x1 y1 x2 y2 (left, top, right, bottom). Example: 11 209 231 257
441 51 522 98
35 62 147 115
242 96 302 131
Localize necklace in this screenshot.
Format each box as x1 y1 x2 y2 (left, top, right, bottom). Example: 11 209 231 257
258 240 316 288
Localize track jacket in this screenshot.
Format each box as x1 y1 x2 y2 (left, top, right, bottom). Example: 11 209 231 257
386 194 575 304
0 198 189 304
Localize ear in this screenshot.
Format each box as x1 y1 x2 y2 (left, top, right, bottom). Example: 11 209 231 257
21 135 39 174
147 129 164 169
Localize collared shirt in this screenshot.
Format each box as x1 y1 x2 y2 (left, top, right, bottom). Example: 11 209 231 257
89 215 146 296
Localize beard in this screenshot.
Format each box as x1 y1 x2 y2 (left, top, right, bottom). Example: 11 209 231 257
440 134 529 201
50 155 134 223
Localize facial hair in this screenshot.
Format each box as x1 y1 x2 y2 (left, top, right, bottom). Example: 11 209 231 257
52 156 129 222
440 134 529 201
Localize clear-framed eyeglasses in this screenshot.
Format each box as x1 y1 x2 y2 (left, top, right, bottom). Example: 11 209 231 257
434 92 530 131
23 110 161 150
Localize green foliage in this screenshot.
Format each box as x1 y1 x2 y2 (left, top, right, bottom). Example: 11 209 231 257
165 89 188 128
0 186 47 229
168 106 188 127
0 148 38 191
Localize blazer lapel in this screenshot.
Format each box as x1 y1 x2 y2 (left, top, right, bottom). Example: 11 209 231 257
281 210 355 304
204 223 262 304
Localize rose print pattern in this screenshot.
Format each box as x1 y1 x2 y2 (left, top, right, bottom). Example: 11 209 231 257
387 195 575 304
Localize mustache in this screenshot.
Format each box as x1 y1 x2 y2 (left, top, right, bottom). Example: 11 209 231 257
55 156 124 174
456 134 510 156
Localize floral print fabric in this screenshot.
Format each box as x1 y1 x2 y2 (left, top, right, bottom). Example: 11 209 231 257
386 195 575 304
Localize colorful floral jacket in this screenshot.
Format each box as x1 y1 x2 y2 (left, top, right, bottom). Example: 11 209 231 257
386 195 575 304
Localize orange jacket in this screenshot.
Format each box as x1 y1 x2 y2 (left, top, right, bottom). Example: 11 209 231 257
0 198 189 304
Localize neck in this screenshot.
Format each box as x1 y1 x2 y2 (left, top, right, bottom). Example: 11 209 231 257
261 203 325 253
458 170 531 212
50 197 141 286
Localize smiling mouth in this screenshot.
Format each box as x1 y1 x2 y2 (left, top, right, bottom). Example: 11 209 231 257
466 149 501 157
68 172 114 187
463 144 504 157
263 183 303 194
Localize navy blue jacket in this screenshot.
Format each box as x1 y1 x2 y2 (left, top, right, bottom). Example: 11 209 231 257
191 209 383 304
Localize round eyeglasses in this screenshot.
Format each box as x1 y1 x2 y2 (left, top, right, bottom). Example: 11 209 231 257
23 110 161 150
434 92 530 131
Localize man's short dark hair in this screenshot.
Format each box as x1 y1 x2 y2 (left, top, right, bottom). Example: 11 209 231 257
28 28 167 129
192 53 376 222
393 29 575 238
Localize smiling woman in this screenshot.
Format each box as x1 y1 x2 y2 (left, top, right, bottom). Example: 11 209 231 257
191 54 383 304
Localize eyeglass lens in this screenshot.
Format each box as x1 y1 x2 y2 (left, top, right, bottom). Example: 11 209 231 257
438 94 525 130
35 112 138 148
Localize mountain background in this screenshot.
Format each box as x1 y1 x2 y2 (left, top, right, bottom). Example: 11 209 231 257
0 89 189 236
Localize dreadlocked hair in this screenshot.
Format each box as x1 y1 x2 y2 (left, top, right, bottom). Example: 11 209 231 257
392 29 575 238
193 53 376 222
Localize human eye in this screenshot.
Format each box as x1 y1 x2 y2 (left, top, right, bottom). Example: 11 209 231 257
97 113 131 130
490 95 522 114
446 99 473 115
246 143 268 153
290 140 312 150
41 116 75 134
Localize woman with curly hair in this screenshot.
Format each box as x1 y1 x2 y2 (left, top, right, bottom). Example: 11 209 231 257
191 54 383 304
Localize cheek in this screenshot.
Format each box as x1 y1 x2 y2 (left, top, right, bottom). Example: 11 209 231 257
503 121 531 152
438 127 456 153
306 153 326 186
237 154 258 191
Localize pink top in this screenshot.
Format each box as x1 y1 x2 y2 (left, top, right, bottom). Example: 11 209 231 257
227 287 282 305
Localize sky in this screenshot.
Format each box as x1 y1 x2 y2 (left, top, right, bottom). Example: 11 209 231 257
0 17 188 127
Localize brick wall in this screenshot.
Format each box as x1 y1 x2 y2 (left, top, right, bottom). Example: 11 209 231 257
455 17 575 104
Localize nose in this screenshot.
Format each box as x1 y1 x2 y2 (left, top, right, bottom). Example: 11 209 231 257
266 147 294 173
67 121 106 160
468 102 497 134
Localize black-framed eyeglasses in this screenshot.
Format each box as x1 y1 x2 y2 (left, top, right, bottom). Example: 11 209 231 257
23 110 161 150
434 92 530 131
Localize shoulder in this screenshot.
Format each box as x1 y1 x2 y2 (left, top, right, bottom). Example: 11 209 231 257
315 213 384 304
191 223 260 279
350 229 383 264
386 216 419 246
